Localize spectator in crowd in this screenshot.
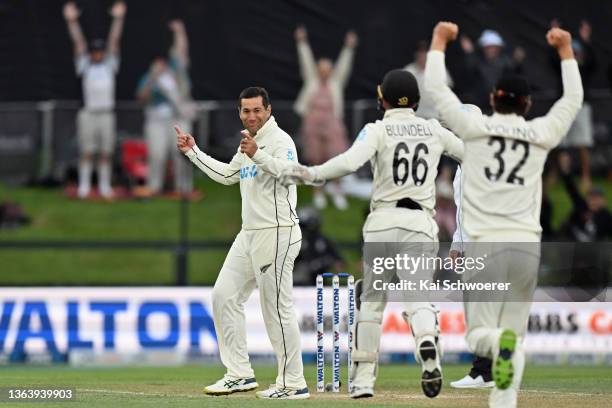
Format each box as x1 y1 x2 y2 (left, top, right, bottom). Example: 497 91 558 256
136 20 196 197
460 29 525 110
552 20 597 193
292 207 345 285
557 152 612 241
405 41 453 119
294 26 358 210
63 1 126 199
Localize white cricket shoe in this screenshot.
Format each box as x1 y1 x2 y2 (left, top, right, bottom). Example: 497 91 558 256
255 385 310 399
203 376 258 395
450 374 495 389
350 385 374 399
416 338 442 398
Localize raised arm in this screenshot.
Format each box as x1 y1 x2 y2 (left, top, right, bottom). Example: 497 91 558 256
106 1 126 56
425 22 484 139
332 30 358 88
532 28 583 149
176 126 241 185
169 19 189 67
295 26 317 81
63 2 87 57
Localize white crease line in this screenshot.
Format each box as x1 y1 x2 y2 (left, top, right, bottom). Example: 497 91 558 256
79 388 199 399
79 388 606 400
521 389 603 397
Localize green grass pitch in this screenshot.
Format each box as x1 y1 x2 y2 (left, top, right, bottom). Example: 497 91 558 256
0 364 610 407
2 176 611 285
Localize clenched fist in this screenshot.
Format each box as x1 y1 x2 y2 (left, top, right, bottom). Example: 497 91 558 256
546 27 574 60
175 126 195 154
433 22 459 43
430 21 459 52
239 130 259 158
546 27 571 49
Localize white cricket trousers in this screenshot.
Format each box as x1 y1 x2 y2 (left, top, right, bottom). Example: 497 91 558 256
353 226 439 389
211 225 307 389
464 232 540 408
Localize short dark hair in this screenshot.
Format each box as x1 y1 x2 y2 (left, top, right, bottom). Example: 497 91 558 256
492 75 531 115
238 87 270 108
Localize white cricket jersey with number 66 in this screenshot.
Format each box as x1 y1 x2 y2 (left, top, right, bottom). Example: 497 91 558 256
312 108 463 235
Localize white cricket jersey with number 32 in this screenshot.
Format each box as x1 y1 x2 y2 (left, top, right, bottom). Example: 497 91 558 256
425 50 583 239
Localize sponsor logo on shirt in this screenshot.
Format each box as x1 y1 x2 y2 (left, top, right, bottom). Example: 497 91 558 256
240 164 258 180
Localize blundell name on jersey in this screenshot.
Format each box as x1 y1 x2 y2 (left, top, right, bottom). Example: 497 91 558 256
385 124 433 138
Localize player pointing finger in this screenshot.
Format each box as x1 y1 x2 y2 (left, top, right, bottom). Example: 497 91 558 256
239 129 259 157
174 126 195 153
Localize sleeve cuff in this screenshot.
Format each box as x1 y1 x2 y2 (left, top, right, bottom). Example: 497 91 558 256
185 145 202 160
561 58 578 69
427 50 445 58
251 148 269 164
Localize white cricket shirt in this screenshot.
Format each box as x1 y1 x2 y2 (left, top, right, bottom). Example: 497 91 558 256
425 50 583 239
185 116 299 230
311 108 464 235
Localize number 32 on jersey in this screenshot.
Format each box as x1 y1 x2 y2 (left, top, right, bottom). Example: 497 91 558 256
484 136 530 186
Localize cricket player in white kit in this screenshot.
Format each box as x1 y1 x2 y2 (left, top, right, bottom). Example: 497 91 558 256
425 22 583 407
280 69 464 399
176 87 309 400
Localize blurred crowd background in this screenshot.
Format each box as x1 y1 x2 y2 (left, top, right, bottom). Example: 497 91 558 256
1 0 611 287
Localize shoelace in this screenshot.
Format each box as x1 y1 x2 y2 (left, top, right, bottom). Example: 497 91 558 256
268 388 291 398
223 379 242 388
265 385 293 398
